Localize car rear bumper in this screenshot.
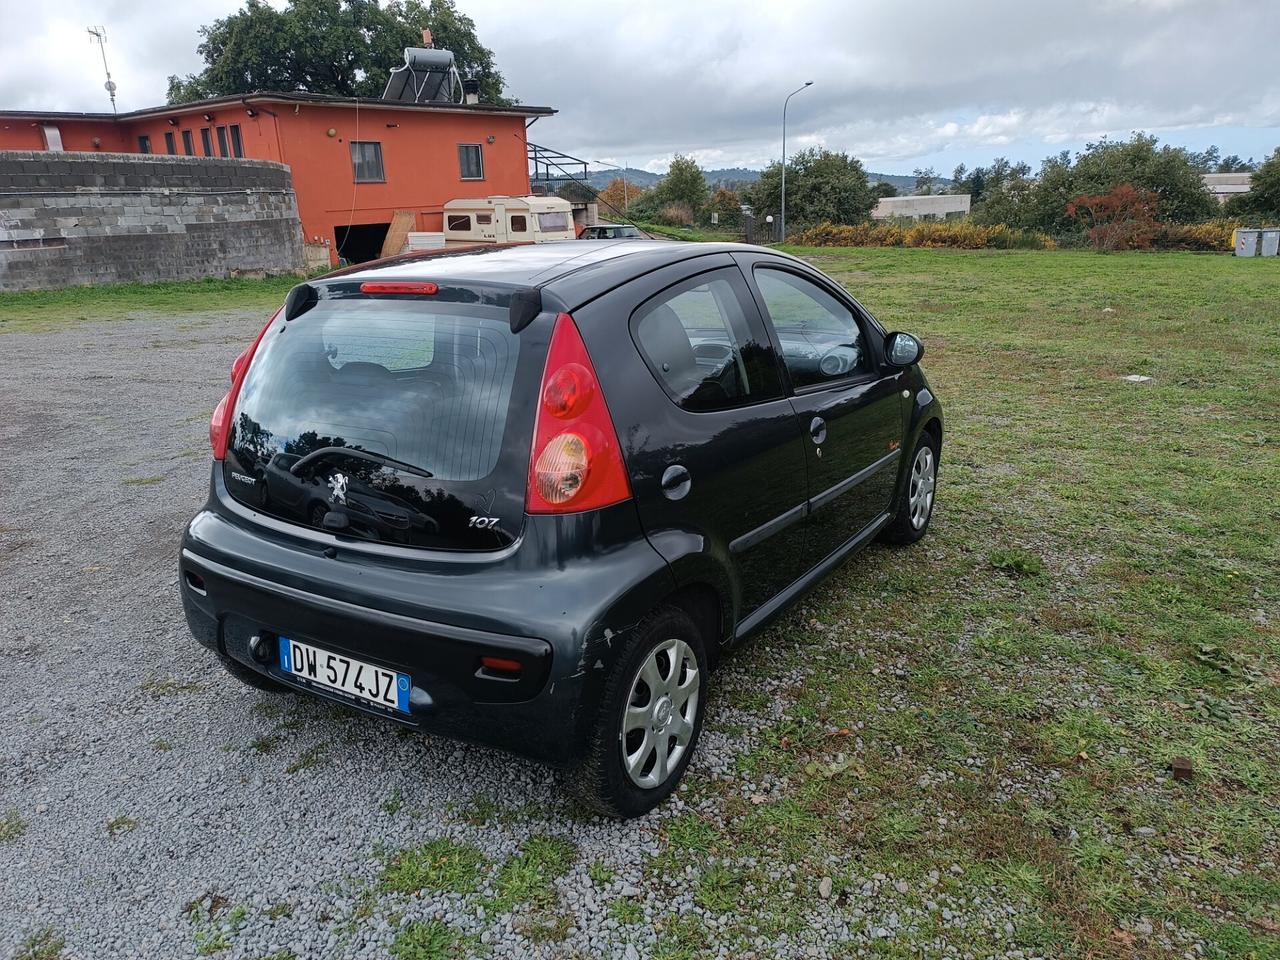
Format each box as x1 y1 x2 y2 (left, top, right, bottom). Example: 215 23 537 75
178 468 677 767
180 548 585 763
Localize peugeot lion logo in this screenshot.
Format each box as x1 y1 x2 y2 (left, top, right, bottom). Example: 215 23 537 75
328 472 348 505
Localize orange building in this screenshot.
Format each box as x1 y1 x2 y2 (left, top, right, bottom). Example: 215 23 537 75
0 92 555 262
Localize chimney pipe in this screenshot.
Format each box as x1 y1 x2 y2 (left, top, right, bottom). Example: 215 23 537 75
462 77 481 105
421 28 433 47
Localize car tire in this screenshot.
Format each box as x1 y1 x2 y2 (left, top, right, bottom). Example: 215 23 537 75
571 606 708 819
879 429 939 545
218 654 288 693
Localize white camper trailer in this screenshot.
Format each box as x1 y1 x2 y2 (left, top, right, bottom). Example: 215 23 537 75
441 196 577 245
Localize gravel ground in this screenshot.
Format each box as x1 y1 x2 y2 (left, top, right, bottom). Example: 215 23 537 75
0 312 774 960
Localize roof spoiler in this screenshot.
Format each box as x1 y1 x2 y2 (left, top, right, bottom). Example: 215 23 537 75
284 282 319 322
509 286 544 334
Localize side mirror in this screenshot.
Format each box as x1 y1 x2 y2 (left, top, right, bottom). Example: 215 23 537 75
885 331 924 367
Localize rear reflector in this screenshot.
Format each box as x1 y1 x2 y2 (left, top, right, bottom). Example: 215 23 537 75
526 314 631 514
479 655 523 676
360 281 438 295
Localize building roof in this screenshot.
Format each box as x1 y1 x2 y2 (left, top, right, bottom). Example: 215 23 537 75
0 91 555 123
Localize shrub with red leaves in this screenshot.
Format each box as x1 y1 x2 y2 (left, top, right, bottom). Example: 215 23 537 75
1066 184 1160 251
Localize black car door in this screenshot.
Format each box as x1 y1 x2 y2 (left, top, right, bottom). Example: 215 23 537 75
738 253 906 562
572 257 811 622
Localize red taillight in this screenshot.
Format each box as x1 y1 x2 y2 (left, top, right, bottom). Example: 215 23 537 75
210 310 279 460
359 281 438 295
541 363 593 419
527 313 631 514
230 345 253 384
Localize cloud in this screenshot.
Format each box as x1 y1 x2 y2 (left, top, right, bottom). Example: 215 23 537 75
2 0 1277 172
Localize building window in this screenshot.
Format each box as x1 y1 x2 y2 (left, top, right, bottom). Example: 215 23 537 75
350 141 385 183
458 144 484 180
509 215 527 233
164 131 177 155
200 128 213 156
216 125 229 158
137 135 152 154
229 124 244 158
446 214 472 231
181 130 195 156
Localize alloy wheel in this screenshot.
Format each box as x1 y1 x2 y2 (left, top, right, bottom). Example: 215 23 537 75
620 637 700 789
909 445 936 529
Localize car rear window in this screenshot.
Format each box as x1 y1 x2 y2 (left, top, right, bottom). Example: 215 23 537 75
231 299 518 484
221 295 538 550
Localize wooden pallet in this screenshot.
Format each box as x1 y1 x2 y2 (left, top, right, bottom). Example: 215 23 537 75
380 209 417 258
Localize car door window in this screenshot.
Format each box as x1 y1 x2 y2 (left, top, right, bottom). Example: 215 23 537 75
755 268 867 389
632 269 782 412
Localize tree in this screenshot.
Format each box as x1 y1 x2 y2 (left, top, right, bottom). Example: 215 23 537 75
746 149 875 232
1216 154 1256 173
912 166 937 195
596 177 647 217
167 0 509 104
653 154 709 215
1187 145 1221 172
706 187 742 227
555 179 594 203
1020 135 1218 234
950 157 1030 205
870 181 898 200
1225 147 1280 218
1067 184 1159 251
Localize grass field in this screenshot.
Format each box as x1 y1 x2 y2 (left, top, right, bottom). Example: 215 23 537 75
0 275 300 333
682 247 1279 958
3 249 1277 957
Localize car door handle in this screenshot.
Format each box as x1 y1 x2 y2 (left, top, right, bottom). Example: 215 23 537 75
809 417 827 444
661 464 692 500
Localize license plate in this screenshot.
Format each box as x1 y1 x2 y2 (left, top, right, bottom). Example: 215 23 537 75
277 637 410 714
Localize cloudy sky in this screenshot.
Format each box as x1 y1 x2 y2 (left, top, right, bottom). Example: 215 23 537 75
2 0 1278 175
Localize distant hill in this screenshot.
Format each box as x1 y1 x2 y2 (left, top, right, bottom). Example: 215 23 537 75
581 166 949 193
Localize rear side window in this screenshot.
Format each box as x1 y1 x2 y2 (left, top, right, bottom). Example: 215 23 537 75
509 215 527 232
754 268 867 388
631 268 782 412
447 214 471 231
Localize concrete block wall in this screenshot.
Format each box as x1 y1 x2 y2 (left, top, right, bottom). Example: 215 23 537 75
0 151 305 291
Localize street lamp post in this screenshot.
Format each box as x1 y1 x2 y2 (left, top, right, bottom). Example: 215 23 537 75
780 81 813 242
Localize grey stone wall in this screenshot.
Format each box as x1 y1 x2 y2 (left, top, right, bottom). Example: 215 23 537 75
0 151 305 291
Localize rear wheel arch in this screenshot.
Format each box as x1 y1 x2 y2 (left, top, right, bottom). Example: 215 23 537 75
663 581 727 668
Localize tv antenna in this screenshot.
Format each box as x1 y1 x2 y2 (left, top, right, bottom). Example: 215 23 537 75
87 26 117 113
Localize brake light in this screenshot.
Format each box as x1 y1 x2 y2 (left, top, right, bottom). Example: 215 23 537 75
360 281 438 295
209 310 279 460
526 313 631 514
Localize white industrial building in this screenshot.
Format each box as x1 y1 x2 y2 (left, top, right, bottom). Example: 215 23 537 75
1202 172 1252 204
871 194 972 221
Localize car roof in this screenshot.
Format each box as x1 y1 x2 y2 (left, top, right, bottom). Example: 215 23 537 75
327 240 796 308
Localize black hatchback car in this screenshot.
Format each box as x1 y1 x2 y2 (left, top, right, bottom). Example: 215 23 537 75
180 241 942 817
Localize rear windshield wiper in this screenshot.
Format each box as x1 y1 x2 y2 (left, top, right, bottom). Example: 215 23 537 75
289 446 434 480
